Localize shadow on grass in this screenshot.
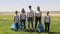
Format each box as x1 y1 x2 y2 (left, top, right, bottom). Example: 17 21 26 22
48 32 60 34
23 29 35 33
11 29 60 34
23 29 60 34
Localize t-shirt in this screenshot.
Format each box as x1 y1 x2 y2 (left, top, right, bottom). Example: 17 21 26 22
20 13 26 20
35 11 41 17
44 15 50 23
28 10 34 17
14 15 19 23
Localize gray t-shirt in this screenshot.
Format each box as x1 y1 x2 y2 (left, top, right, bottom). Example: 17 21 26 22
28 10 34 17
14 15 19 23
44 15 50 23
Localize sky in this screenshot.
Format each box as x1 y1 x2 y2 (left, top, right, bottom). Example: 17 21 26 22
0 0 60 12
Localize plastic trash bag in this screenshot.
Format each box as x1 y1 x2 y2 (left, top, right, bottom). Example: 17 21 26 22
11 22 16 30
38 22 44 32
19 20 24 29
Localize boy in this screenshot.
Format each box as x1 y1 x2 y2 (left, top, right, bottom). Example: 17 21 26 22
44 11 51 32
14 11 19 31
20 8 26 29
27 5 34 29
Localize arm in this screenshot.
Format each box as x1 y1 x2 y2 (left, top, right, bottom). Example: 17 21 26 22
33 11 35 18
14 16 15 22
40 12 42 21
20 14 21 20
49 16 51 23
18 18 19 23
27 12 28 18
44 16 46 22
25 13 26 20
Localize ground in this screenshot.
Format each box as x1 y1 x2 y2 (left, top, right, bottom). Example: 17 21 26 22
0 12 60 34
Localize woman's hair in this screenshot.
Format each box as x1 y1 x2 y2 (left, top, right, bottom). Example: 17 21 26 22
21 8 25 13
37 6 40 11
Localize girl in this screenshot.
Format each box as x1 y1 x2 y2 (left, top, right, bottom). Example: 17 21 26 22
20 8 26 29
35 6 42 29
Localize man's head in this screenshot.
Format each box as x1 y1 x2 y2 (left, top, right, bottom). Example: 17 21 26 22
29 5 32 10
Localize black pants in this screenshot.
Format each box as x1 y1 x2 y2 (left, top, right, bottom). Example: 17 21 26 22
21 19 26 29
45 22 50 32
35 17 41 29
28 17 33 29
15 23 18 31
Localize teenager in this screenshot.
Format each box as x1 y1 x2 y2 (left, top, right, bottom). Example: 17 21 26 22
20 8 26 29
35 6 42 29
44 12 51 32
27 6 34 29
14 11 19 31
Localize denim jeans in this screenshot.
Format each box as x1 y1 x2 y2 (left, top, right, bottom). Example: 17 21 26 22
28 17 34 29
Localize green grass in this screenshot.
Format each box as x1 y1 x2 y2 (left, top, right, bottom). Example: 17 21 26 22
0 14 60 34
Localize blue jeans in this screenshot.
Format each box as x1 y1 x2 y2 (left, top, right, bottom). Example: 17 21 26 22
20 19 26 29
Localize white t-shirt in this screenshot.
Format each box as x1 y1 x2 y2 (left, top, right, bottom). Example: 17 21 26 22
28 10 34 17
20 13 26 20
14 15 19 23
35 11 41 17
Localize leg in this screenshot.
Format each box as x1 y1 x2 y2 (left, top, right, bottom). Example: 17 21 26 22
16 23 18 31
28 18 30 29
35 17 38 29
23 20 26 29
38 17 41 24
45 22 47 32
47 23 50 32
31 18 33 29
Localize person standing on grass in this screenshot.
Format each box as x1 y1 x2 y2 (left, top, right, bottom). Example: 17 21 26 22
14 11 19 31
35 6 42 30
27 5 34 30
44 11 51 32
20 8 26 29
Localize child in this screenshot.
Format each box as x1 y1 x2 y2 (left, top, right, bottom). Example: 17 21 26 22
44 11 51 32
20 8 26 29
35 6 42 29
27 5 34 29
14 11 19 31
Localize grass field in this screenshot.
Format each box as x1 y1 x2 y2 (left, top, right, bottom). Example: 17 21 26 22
0 12 60 34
